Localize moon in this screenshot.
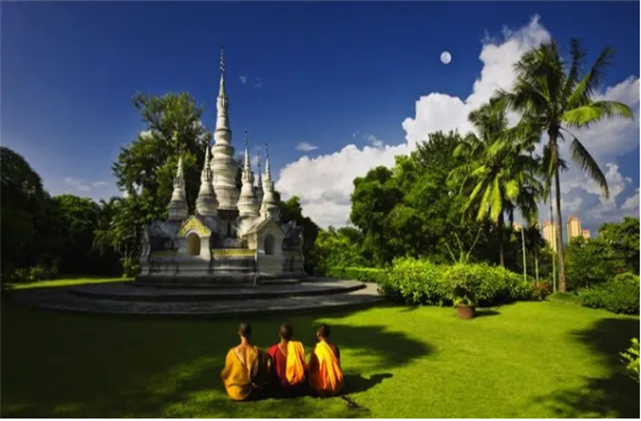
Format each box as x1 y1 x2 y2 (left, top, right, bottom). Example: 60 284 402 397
440 51 452 64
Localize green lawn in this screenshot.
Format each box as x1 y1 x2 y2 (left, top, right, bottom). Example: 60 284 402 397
8 277 132 290
1 295 638 418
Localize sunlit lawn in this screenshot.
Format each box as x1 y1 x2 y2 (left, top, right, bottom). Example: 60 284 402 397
1 288 638 418
8 277 132 290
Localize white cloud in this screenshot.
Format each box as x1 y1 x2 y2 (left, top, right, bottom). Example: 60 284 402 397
295 142 319 152
63 177 111 195
253 77 263 89
277 15 639 230
239 75 248 85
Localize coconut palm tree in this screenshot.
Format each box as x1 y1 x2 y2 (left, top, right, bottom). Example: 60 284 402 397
499 39 634 292
449 98 542 266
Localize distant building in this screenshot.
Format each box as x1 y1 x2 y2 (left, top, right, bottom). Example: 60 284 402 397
566 216 582 242
581 229 591 239
542 219 557 252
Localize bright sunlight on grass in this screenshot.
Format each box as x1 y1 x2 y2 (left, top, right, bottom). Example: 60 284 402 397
1 299 638 418
8 277 132 290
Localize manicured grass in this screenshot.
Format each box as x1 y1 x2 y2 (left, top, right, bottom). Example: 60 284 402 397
8 277 132 290
1 298 638 418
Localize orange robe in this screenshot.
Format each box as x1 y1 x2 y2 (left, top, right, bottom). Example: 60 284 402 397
220 345 269 401
309 341 344 396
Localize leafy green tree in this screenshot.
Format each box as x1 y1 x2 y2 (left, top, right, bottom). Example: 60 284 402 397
448 99 541 266
112 92 211 216
0 147 46 273
598 217 640 274
500 39 634 291
313 226 366 273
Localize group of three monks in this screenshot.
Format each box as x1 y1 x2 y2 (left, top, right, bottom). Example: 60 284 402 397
221 322 344 401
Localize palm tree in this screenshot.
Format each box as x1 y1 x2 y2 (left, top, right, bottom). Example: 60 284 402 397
449 98 542 266
500 39 634 292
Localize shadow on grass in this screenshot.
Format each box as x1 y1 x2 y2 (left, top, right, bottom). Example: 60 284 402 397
1 302 430 417
474 309 500 318
534 317 640 418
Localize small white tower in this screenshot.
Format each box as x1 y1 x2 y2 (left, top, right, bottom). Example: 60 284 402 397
254 155 264 204
167 154 189 221
196 145 219 217
210 46 240 210
237 131 260 218
260 143 280 222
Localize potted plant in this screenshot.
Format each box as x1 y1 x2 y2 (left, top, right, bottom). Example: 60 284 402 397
454 294 476 319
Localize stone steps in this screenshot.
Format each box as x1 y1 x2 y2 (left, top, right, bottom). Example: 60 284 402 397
10 279 384 317
67 280 365 302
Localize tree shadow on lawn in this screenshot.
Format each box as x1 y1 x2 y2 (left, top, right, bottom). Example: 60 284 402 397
1 304 430 418
533 317 640 418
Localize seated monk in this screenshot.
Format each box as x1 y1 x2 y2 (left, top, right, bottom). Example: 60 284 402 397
267 322 307 396
308 324 344 397
220 322 269 401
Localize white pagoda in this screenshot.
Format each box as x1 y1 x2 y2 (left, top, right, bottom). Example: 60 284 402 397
138 48 305 284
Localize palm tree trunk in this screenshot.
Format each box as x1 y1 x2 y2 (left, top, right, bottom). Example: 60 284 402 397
552 140 567 292
498 213 505 267
535 248 539 285
549 190 556 293
521 227 527 281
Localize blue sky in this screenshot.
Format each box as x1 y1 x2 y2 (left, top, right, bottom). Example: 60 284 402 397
2 1 639 231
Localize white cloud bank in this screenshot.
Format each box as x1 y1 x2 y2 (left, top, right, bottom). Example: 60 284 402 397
276 15 639 231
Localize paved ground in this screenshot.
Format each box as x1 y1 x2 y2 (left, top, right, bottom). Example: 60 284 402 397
10 279 384 316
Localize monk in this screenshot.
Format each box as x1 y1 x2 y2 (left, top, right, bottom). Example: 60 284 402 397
267 322 307 396
308 324 344 397
220 322 269 401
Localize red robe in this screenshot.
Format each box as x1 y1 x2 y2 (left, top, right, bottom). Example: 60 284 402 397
267 342 306 395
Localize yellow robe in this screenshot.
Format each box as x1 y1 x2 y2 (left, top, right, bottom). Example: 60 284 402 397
309 341 344 396
285 340 307 385
220 345 269 401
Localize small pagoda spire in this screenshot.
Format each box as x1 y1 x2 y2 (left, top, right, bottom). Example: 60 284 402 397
168 153 188 221
243 130 251 172
237 131 260 218
196 143 218 217
255 155 264 204
260 142 279 222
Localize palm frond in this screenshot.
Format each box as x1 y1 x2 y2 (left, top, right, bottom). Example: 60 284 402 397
567 47 615 108
561 39 585 102
562 100 634 127
570 137 609 199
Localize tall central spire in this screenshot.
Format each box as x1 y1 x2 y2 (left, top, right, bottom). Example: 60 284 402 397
219 45 226 97
210 45 239 210
215 46 230 136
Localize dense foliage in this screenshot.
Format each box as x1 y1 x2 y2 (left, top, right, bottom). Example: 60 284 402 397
377 258 535 307
578 272 640 315
620 338 640 383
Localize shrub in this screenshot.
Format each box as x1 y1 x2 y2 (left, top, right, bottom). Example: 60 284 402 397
2 264 59 284
325 266 388 284
379 258 534 307
122 257 141 278
620 338 640 383
578 272 640 314
532 283 552 301
387 258 448 305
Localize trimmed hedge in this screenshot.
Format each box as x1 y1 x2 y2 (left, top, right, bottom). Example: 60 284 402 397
324 266 388 284
359 258 535 307
578 272 640 315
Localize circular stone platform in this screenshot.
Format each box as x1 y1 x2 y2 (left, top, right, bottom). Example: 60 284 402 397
10 278 384 316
